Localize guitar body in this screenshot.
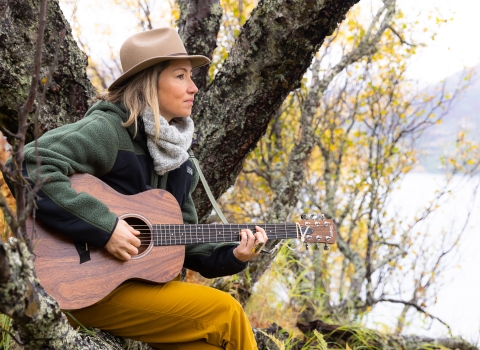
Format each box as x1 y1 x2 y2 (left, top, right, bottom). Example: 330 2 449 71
30 173 185 310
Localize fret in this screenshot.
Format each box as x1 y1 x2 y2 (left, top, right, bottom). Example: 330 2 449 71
159 225 162 245
236 223 241 242
162 224 165 245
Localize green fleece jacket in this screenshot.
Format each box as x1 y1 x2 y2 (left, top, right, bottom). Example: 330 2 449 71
17 100 247 278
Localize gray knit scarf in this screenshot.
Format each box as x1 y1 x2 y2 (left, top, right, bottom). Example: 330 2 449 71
142 106 194 175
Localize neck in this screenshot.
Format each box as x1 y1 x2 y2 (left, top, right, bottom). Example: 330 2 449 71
151 223 300 246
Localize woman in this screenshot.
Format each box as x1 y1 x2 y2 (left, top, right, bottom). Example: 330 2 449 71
20 27 266 349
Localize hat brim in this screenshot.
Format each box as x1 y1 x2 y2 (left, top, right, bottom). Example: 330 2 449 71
108 55 210 91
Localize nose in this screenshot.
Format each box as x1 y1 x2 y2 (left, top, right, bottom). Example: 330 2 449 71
187 76 198 95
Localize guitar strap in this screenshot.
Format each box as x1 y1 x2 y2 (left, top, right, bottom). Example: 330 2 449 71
188 150 229 224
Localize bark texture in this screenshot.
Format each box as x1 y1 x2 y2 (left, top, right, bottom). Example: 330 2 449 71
0 239 153 349
177 0 222 90
0 0 95 142
189 0 361 221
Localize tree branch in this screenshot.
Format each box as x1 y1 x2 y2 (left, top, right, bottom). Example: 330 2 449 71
177 0 223 90
191 0 361 221
377 298 451 332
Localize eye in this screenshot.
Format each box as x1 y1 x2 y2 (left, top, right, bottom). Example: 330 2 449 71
177 74 185 80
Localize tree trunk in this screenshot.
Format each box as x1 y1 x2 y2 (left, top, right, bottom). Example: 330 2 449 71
177 0 222 91
189 0 360 221
0 0 95 143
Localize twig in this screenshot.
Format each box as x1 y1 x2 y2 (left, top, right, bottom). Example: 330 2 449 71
387 25 414 46
378 298 451 333
11 0 48 247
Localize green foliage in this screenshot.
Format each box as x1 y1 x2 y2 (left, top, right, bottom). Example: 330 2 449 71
0 314 13 350
218 0 475 337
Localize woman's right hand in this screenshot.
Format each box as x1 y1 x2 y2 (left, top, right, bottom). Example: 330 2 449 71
105 219 141 261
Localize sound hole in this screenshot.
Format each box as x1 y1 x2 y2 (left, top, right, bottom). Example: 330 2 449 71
123 216 152 257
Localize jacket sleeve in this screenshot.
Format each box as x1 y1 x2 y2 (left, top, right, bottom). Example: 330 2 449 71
181 160 248 278
20 113 120 247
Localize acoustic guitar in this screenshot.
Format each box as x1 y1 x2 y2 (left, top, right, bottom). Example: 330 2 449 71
28 173 337 310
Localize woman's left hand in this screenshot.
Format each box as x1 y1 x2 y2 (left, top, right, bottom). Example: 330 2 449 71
233 226 268 262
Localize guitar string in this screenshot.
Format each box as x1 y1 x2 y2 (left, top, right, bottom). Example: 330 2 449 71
122 223 331 246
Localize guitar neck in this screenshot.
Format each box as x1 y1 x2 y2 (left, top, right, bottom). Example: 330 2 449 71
152 223 298 245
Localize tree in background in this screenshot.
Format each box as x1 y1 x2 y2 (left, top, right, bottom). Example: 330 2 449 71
212 0 474 337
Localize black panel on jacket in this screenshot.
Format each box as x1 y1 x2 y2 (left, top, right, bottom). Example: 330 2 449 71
99 150 150 195
183 245 247 278
35 189 117 247
166 160 193 209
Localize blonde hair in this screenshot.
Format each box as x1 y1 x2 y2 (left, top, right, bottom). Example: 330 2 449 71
98 61 170 140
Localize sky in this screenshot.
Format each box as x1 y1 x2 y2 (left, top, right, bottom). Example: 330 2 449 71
398 0 480 83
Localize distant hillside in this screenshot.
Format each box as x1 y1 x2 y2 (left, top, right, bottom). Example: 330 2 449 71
416 65 480 172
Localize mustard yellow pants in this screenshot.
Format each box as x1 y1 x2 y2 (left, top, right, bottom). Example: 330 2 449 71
66 281 257 350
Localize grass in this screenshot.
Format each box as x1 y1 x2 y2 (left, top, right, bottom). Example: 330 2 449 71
0 314 13 350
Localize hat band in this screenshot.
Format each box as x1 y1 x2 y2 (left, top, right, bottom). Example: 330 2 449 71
168 52 188 56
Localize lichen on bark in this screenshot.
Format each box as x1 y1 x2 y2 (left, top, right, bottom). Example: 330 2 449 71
189 0 361 221
0 238 153 349
0 0 95 143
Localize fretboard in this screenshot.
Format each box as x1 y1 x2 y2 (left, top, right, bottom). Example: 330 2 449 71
152 223 299 246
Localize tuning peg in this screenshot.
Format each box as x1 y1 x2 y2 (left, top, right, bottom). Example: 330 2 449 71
324 243 330 251
320 214 326 220
310 214 318 220
301 213 308 220
305 243 309 250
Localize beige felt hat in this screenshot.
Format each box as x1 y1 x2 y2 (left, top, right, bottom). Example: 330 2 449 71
108 27 210 91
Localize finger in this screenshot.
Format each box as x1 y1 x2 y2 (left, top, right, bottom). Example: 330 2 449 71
256 226 268 241
238 230 248 246
253 230 265 245
115 250 131 261
128 233 141 248
128 224 141 236
125 244 139 256
246 230 256 249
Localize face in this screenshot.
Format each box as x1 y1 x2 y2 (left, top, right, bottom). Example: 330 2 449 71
157 59 198 122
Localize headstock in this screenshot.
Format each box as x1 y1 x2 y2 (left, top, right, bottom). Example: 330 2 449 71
298 213 337 250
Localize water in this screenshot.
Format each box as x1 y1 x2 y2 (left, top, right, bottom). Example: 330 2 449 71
368 172 480 343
